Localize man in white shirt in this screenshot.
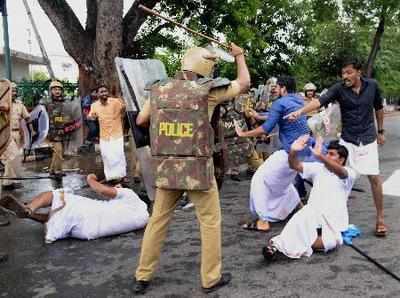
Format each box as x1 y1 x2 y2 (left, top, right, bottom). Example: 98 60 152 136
263 135 357 260
0 174 149 243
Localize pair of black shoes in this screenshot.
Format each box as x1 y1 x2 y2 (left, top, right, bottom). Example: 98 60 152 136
0 213 10 227
2 183 23 191
134 272 232 295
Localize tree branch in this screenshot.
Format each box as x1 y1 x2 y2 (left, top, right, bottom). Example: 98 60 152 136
38 0 93 65
122 0 161 56
86 0 97 36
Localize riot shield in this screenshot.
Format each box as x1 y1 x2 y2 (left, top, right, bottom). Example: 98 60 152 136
0 79 12 156
62 97 83 155
22 104 49 151
115 57 168 201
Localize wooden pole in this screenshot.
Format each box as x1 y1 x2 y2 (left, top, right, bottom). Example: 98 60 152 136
139 4 229 50
22 0 55 79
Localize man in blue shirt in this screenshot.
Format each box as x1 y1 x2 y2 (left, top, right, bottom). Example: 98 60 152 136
236 76 310 232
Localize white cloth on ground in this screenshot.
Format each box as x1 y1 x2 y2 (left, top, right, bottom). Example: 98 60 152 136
249 149 300 222
45 188 149 243
99 136 127 180
339 139 379 175
272 162 357 258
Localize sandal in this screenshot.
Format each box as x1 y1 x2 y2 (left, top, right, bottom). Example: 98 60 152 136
375 223 388 237
241 220 270 233
262 244 278 261
0 195 30 218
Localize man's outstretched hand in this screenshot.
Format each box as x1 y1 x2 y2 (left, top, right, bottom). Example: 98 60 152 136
291 134 310 152
310 136 324 158
234 120 245 137
284 109 302 122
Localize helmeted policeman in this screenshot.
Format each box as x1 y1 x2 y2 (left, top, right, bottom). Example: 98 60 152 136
134 43 250 294
45 81 80 179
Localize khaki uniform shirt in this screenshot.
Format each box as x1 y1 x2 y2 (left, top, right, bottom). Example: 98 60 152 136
88 97 126 141
11 99 30 130
141 80 241 121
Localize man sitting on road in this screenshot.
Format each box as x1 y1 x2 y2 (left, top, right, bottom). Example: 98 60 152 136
0 174 149 243
262 135 357 261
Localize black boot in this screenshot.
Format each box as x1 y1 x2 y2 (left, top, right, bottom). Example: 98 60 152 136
0 253 8 263
0 212 9 226
202 272 232 293
133 279 150 295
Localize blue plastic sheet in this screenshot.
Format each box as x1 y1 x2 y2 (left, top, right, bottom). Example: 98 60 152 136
342 224 361 245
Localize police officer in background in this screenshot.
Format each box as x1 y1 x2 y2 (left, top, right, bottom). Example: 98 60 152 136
133 43 250 294
45 81 80 180
303 82 319 117
1 82 30 190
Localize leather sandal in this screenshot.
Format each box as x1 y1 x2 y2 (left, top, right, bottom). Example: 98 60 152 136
375 223 388 237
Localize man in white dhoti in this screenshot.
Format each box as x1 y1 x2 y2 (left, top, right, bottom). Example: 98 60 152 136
262 136 357 261
0 174 149 243
88 85 127 181
236 76 311 232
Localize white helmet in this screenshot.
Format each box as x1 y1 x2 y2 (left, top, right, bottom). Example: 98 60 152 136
49 80 63 89
181 47 218 78
304 82 317 91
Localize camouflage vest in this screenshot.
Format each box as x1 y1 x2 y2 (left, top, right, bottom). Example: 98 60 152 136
149 78 214 191
47 99 80 142
220 101 253 169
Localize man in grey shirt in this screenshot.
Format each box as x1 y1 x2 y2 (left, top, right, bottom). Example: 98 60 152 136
286 57 387 237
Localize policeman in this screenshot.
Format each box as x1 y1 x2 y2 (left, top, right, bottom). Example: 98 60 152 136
303 82 319 117
9 83 30 148
134 43 250 294
45 81 80 179
1 82 30 190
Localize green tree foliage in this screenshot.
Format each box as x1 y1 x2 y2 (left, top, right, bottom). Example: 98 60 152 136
292 21 364 90
342 0 400 77
373 26 400 101
31 70 50 81
153 48 181 76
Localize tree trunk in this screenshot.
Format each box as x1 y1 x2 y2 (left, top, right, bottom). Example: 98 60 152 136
365 15 385 78
38 0 161 96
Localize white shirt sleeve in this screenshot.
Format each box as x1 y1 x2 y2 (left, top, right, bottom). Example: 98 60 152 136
114 188 135 200
301 162 323 181
343 167 358 190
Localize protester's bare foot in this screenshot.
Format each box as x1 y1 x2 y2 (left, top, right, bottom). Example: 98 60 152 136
0 195 30 218
312 236 325 251
242 219 270 232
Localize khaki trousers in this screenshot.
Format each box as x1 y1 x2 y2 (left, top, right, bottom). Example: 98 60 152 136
50 142 63 173
135 178 222 288
11 131 23 148
3 154 21 186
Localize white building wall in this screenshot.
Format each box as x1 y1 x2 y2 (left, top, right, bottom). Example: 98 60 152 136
0 59 30 82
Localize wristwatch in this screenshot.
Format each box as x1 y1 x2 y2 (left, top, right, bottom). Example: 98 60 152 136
378 129 385 134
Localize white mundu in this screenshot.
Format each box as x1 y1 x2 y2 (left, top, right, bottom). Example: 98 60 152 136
249 150 300 222
271 162 357 258
100 136 127 181
339 139 379 176
45 188 149 243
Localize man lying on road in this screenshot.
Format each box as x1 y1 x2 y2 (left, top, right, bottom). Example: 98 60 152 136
0 174 149 243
